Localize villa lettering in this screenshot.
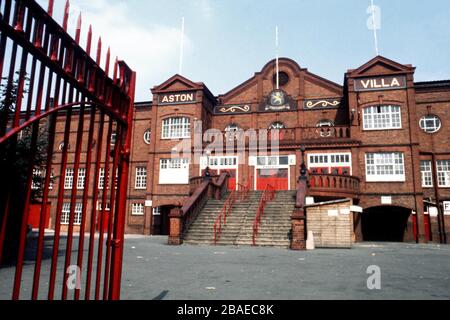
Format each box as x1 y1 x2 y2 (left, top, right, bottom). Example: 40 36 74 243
354 76 407 91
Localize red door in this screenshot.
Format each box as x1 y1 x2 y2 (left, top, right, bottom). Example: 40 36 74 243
256 168 288 190
424 214 431 241
221 169 236 190
28 203 51 229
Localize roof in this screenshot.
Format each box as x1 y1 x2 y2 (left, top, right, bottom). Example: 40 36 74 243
134 101 152 108
414 80 450 90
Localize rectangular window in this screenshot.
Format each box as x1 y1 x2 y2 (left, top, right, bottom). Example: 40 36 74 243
61 203 83 225
365 152 405 182
307 153 352 175
135 167 147 189
437 160 450 187
420 160 433 188
32 168 43 190
363 105 401 130
98 168 105 189
64 168 74 189
161 117 190 139
152 207 161 215
77 168 86 189
159 158 189 184
131 203 145 216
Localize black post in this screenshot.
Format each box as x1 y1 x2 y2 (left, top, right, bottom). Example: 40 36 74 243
299 145 307 181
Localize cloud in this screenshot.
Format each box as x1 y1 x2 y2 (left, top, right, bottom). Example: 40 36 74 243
37 0 192 101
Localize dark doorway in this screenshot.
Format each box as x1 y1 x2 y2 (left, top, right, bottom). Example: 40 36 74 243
361 206 411 242
152 205 174 235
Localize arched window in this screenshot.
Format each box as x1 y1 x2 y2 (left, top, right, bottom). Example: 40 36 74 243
419 115 441 133
224 123 241 132
316 119 334 127
162 117 190 139
143 129 151 144
269 121 286 129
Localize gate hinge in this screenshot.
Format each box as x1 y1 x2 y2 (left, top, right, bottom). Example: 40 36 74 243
120 147 130 160
108 239 122 248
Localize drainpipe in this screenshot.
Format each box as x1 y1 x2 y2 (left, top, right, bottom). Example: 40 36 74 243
431 153 447 244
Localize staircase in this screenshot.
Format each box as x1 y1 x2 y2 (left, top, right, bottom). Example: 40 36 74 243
184 190 296 248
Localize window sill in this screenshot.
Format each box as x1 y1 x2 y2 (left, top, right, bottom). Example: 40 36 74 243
362 128 402 131
366 177 406 182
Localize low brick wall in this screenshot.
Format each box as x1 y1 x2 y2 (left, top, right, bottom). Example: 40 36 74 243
306 199 354 248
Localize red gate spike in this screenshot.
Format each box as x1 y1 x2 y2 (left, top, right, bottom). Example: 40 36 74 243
62 0 70 31
113 56 119 84
96 37 102 65
75 13 82 44
47 0 54 17
86 25 92 56
105 47 111 77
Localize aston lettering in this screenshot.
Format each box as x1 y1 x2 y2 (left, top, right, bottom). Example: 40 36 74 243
160 92 195 104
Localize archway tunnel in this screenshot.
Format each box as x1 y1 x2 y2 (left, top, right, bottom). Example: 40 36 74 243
361 206 412 242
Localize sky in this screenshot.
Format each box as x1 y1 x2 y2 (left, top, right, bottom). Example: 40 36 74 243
36 0 450 102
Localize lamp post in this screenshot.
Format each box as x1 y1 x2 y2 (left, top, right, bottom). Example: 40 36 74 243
299 144 307 181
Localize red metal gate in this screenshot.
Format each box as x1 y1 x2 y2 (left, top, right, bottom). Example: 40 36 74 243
0 0 136 300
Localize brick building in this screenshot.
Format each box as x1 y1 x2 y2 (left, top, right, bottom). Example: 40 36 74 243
38 55 450 244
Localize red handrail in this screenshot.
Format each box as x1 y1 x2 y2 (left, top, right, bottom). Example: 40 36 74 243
213 178 251 244
252 185 275 246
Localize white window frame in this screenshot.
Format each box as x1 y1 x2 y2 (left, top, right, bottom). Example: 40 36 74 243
253 155 294 190
419 115 441 133
363 105 402 130
98 168 105 189
131 203 145 216
77 168 86 189
32 168 43 190
437 160 450 187
307 152 352 175
61 203 83 225
199 156 239 190
64 168 74 189
135 167 147 190
143 129 151 144
365 152 405 182
161 117 190 139
152 207 161 216
159 158 189 185
110 133 117 145
96 201 111 211
420 160 433 188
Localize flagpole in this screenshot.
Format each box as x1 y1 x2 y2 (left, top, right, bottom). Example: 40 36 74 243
370 0 379 56
275 26 279 90
179 17 185 75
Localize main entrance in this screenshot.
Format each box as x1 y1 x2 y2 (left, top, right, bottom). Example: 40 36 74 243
361 206 412 242
200 156 238 191
253 155 294 191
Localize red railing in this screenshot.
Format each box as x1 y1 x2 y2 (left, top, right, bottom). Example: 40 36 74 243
213 179 251 244
180 172 229 238
0 0 135 300
252 185 275 246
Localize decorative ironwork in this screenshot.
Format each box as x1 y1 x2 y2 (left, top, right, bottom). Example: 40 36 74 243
304 99 341 109
215 104 251 114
